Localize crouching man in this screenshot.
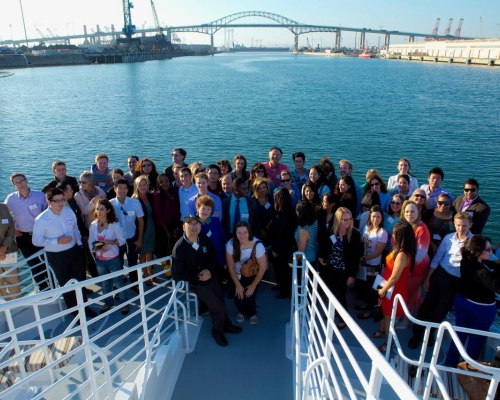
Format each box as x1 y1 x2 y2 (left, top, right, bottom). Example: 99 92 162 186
172 214 242 346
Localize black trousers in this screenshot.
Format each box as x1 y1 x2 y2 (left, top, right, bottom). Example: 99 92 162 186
46 245 87 310
412 266 460 340
17 232 48 290
321 266 348 323
194 278 232 335
272 252 292 296
119 238 139 283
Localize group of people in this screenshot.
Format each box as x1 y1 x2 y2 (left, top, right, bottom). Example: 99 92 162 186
1 148 498 356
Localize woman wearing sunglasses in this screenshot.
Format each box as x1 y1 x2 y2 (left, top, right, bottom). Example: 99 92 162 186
422 193 455 257
135 158 159 192
275 170 300 209
410 189 428 215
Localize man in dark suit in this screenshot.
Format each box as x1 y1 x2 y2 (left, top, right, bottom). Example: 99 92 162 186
452 178 490 234
221 178 260 239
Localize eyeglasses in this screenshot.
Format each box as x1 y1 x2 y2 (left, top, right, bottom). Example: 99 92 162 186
281 178 291 183
341 217 353 222
142 163 152 167
79 180 88 184
391 201 402 205
208 171 219 176
370 182 381 187
120 206 128 216
437 201 450 206
414 194 425 199
13 179 26 186
187 222 200 227
464 188 477 192
294 159 304 163
172 153 180 157
50 199 65 203
220 165 228 169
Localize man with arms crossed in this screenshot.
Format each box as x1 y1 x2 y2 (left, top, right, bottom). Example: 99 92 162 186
452 178 490 235
32 188 96 319
172 214 242 347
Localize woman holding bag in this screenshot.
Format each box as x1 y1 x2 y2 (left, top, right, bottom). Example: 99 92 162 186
226 221 268 326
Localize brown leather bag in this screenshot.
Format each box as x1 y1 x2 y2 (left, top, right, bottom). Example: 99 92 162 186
239 241 268 278
457 360 500 400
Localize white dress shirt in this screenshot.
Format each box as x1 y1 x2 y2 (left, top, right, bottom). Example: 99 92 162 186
110 197 144 239
32 206 82 252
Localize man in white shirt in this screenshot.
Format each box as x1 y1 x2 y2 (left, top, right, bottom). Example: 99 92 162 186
110 179 144 291
32 188 96 318
178 168 198 221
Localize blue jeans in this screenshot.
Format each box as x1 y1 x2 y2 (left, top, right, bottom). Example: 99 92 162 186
445 294 496 366
95 256 128 307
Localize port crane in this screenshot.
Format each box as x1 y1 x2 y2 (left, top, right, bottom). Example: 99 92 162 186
149 0 164 40
443 18 453 36
431 18 440 35
454 19 464 37
121 0 136 39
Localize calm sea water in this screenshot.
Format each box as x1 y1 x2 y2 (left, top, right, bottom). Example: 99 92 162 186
1 52 499 236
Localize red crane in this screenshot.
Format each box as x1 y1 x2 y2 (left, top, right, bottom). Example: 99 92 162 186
431 18 440 35
454 19 464 37
443 18 453 35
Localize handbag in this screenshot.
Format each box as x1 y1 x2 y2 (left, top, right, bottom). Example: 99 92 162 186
239 241 268 278
457 357 500 400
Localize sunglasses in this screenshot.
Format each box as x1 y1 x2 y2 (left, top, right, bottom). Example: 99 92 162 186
281 178 291 183
142 163 152 167
464 188 477 192
79 180 88 184
414 194 425 199
437 201 450 206
120 206 128 216
391 201 402 205
370 182 381 187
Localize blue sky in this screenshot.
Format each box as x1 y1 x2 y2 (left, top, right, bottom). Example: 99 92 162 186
1 0 499 48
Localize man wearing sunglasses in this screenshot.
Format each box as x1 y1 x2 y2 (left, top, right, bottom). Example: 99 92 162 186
452 178 490 234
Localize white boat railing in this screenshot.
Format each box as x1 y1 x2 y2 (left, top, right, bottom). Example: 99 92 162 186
0 255 197 399
388 294 500 399
290 253 418 400
0 249 58 302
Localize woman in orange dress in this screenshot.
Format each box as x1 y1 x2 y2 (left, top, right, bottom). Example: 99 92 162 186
371 220 416 352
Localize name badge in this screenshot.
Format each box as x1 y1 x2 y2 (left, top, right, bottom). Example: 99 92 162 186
1 219 8 224
99 182 105 187
432 234 441 241
127 211 135 217
207 230 212 237
387 217 394 224
192 242 200 250
468 211 473 217
264 202 271 209
242 213 249 219
29 204 38 210
330 235 337 244
276 174 280 180
185 200 189 205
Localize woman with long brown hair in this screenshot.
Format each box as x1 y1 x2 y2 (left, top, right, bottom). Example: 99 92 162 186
135 158 159 192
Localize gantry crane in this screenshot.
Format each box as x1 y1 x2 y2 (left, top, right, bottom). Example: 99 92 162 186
431 18 440 35
454 19 464 37
121 0 136 39
443 18 453 36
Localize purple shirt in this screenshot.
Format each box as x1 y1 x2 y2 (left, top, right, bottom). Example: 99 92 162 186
4 190 47 232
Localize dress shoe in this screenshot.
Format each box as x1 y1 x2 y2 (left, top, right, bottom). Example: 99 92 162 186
275 293 291 299
408 336 422 350
130 286 140 294
85 308 98 319
224 325 243 334
212 332 228 347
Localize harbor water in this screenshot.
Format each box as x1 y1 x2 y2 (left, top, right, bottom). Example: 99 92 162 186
1 52 499 237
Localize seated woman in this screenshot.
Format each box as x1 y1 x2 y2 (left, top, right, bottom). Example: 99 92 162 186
372 220 416 353
401 200 430 320
387 158 419 195
89 199 129 315
275 170 301 209
445 236 500 366
357 205 388 319
135 158 159 192
132 175 157 285
422 193 455 257
153 174 181 275
308 165 331 198
217 159 232 177
383 194 404 256
0 203 21 300
319 156 338 192
318 207 361 329
271 188 296 299
364 172 390 212
249 162 275 193
389 174 411 200
196 195 226 273
228 154 250 181
295 200 319 270
75 171 106 232
301 181 322 214
226 221 268 326
410 189 428 215
334 176 358 217
251 177 275 245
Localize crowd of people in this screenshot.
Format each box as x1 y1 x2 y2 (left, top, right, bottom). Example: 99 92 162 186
1 147 499 355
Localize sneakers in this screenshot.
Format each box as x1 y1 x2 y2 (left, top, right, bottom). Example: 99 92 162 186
249 315 258 326
235 313 244 323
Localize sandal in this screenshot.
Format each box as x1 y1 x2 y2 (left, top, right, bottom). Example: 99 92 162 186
371 329 385 339
354 304 369 311
378 342 395 353
357 312 372 320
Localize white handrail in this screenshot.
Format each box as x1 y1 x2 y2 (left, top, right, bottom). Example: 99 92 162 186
88 342 115 400
291 253 418 400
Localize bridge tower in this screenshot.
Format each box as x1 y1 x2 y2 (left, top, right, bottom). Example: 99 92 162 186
335 30 341 49
359 31 366 49
294 34 299 52
384 34 391 57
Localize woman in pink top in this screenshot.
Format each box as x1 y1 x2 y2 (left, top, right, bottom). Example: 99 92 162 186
401 200 430 317
89 199 128 315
